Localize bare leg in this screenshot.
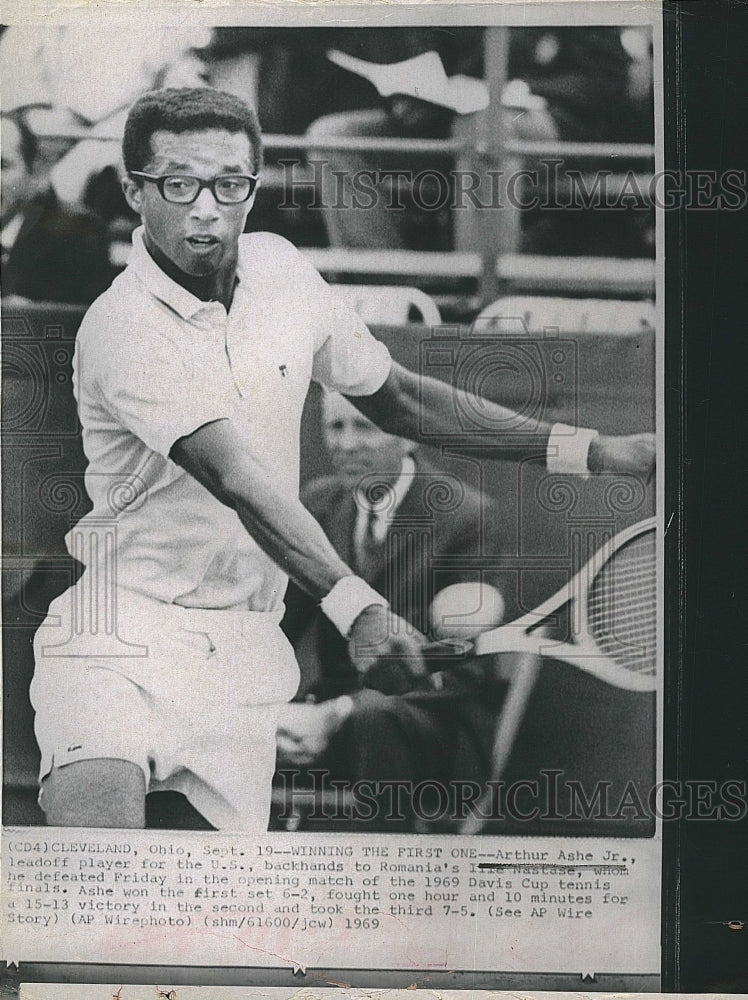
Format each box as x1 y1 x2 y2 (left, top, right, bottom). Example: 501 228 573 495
40 758 147 829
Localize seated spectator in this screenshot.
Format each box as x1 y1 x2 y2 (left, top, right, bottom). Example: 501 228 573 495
301 27 649 255
0 25 211 208
277 390 510 832
1 113 116 305
202 26 650 255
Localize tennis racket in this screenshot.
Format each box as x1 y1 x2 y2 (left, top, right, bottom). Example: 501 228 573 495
423 517 657 692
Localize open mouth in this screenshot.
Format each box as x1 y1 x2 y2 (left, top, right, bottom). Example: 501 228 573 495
186 235 220 250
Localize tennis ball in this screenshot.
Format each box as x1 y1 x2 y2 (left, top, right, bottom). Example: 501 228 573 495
430 582 505 640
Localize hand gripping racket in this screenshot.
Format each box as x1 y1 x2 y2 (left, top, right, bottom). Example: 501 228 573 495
424 517 657 692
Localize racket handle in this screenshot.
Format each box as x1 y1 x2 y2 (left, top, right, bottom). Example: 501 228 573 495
421 638 475 673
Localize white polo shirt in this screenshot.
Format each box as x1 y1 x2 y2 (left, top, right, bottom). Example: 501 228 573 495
70 227 392 610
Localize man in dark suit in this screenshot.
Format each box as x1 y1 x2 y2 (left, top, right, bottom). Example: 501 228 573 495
1 112 116 305
278 391 510 831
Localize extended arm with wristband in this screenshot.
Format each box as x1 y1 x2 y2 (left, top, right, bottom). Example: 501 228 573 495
348 361 655 478
171 420 413 684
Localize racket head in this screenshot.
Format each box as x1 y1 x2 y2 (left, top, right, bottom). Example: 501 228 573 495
581 519 657 683
438 518 658 691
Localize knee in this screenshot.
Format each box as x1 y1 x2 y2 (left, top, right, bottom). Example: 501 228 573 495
508 106 559 142
306 108 390 140
41 758 146 829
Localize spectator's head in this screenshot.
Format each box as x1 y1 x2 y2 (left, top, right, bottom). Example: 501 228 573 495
322 391 415 490
121 88 262 278
122 87 263 177
1 113 44 222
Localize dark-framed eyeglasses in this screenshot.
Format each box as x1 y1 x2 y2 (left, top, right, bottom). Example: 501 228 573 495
129 172 259 205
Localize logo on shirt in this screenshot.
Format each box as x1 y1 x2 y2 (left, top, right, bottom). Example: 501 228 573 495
279 364 288 378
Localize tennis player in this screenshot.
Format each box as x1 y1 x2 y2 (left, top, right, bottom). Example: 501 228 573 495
29 88 655 831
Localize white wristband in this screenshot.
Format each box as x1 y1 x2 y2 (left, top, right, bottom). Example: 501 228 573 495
320 575 389 638
546 422 599 476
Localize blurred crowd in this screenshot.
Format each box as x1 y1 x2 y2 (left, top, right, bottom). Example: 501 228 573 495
0 24 654 307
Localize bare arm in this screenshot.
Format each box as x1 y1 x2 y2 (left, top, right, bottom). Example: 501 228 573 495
349 360 552 459
170 419 429 686
170 419 351 601
348 362 656 476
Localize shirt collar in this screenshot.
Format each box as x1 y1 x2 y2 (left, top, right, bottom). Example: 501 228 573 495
128 226 243 321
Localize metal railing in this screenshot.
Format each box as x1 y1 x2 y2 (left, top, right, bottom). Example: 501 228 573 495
25 27 656 306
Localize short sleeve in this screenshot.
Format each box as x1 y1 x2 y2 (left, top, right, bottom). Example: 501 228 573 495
77 321 239 458
295 259 392 396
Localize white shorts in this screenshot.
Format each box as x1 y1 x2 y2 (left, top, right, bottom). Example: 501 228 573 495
30 580 301 831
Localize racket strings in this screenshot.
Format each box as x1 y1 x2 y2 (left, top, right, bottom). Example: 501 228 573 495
586 530 657 675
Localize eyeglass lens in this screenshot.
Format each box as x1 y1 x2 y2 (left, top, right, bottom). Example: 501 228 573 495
162 176 254 203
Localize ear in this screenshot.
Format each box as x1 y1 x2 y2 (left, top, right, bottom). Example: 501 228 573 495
121 174 144 215
233 189 257 234
243 184 258 219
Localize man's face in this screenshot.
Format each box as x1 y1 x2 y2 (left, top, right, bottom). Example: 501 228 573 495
323 393 412 489
1 118 37 221
122 129 256 277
